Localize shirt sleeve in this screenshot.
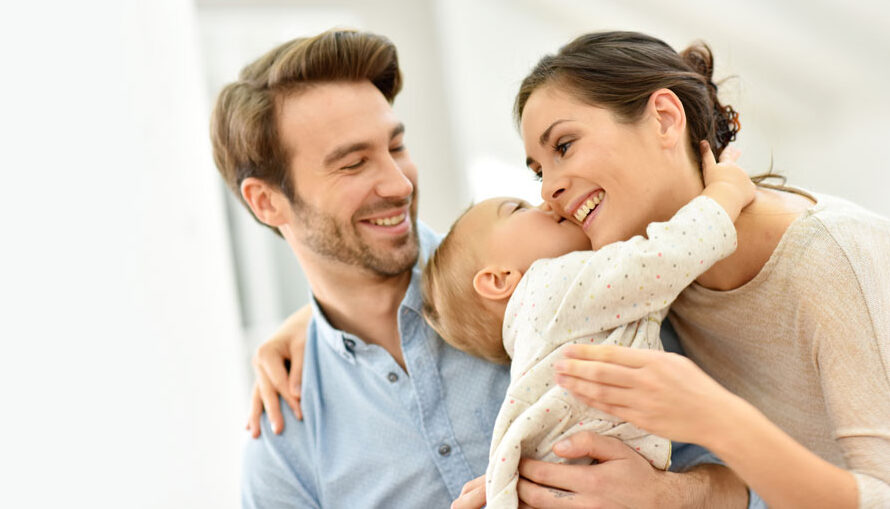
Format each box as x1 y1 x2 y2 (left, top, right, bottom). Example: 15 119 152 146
531 195 736 340
812 280 890 506
797 227 890 508
241 400 321 509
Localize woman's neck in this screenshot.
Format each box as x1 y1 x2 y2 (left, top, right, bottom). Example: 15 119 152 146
695 188 816 291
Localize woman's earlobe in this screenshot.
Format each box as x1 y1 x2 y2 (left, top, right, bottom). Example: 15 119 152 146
473 266 523 302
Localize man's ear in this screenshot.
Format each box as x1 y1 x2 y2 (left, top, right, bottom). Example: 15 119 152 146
240 177 291 228
473 266 523 302
647 88 687 149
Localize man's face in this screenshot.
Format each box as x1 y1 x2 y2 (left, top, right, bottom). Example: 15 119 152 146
277 81 419 277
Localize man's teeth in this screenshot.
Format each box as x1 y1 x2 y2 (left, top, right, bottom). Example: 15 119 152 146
369 213 406 226
573 191 605 223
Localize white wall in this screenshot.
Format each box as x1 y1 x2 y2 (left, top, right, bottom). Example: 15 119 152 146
434 0 890 217
1 1 244 507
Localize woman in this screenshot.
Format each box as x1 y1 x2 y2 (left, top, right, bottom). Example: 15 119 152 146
252 31 890 508
512 31 890 508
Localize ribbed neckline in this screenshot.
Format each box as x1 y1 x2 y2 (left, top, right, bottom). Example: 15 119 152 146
682 191 828 300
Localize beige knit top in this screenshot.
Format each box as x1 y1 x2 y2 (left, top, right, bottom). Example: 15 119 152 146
670 193 890 508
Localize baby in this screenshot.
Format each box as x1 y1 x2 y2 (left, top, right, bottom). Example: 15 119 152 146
421 160 754 508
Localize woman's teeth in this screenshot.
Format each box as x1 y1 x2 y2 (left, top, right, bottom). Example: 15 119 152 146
369 213 406 226
573 191 605 223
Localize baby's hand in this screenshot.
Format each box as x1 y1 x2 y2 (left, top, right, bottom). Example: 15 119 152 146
700 141 756 221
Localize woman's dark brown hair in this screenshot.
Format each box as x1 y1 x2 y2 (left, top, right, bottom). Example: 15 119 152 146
515 31 739 163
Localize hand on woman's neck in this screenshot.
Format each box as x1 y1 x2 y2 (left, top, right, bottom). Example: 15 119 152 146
695 188 815 291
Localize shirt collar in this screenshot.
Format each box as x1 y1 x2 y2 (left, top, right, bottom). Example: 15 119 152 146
308 222 440 362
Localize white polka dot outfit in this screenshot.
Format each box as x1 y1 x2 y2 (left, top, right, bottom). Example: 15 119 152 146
485 196 738 508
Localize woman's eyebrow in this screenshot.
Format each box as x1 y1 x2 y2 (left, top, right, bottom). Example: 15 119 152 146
539 119 570 146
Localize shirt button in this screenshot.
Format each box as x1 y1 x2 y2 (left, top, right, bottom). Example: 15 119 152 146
343 338 356 350
387 372 399 383
438 444 451 456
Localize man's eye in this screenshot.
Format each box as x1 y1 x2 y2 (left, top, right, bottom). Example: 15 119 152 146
390 145 405 152
342 159 365 170
531 169 542 182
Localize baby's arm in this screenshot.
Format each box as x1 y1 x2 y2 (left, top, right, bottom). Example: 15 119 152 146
698 141 756 223
536 145 753 339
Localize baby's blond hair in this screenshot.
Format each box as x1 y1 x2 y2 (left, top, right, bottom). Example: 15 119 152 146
421 210 509 364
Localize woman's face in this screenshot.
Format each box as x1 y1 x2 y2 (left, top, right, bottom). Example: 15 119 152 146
520 85 700 249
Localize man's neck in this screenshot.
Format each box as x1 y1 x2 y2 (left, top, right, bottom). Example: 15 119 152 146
296 250 412 370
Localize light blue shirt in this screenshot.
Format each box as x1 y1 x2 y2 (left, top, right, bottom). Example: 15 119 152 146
242 223 764 508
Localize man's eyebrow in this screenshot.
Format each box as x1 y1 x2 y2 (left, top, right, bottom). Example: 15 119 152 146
390 123 405 140
322 123 406 167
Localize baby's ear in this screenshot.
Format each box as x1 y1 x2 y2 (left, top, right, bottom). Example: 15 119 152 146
473 266 523 302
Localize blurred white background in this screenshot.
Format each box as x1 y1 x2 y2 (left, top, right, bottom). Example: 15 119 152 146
1 0 887 507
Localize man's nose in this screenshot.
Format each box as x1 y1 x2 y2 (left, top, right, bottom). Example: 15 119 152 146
376 156 414 199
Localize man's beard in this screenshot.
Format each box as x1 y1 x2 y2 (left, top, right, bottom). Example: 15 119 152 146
291 193 419 277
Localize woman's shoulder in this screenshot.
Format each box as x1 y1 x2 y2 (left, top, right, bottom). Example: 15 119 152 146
792 192 890 260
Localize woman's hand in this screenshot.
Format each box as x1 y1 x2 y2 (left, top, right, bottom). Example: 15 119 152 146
554 344 743 445
247 305 311 438
450 475 486 509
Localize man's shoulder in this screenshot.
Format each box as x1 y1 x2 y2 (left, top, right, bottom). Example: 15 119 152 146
242 398 320 507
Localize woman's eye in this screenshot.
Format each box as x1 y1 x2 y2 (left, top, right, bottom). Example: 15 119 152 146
390 144 405 153
531 168 543 182
555 141 572 157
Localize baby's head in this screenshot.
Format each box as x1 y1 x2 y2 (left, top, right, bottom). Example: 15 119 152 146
422 197 590 363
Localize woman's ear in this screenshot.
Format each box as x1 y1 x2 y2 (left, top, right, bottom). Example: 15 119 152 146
648 88 687 149
241 177 291 227
473 266 523 302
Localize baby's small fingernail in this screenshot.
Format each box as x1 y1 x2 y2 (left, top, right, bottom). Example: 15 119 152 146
554 360 567 371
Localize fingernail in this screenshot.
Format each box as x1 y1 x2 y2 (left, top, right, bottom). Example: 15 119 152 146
554 360 567 371
272 423 280 434
554 439 571 453
292 384 301 397
555 374 567 386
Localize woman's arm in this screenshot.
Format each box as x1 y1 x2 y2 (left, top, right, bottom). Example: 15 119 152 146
246 305 311 438
553 345 859 508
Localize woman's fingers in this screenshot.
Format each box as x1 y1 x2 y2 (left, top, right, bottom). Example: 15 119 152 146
555 373 637 409
562 344 653 368
247 385 263 438
451 475 486 509
554 358 636 387
255 361 285 434
287 335 305 420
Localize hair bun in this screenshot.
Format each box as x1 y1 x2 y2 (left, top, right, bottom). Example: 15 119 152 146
680 42 714 81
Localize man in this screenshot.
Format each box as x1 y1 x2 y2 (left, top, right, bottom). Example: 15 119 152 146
211 29 752 508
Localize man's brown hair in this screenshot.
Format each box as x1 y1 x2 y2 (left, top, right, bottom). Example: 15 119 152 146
210 29 402 234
